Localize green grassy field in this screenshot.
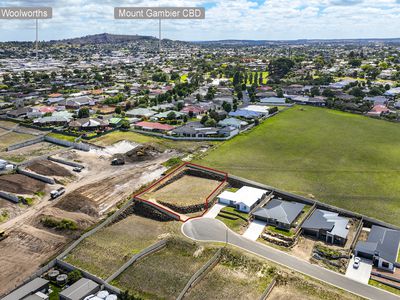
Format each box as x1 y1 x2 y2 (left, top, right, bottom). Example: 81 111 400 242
197 106 400 225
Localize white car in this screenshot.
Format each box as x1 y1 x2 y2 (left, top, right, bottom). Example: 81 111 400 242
353 257 361 269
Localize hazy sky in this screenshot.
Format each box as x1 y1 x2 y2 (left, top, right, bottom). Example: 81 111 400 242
1 0 400 41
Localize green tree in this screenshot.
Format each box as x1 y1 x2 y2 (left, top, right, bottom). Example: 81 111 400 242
204 118 217 127
167 111 176 120
78 107 90 118
115 106 122 114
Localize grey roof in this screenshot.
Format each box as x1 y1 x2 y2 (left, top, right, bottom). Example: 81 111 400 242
302 209 349 239
355 225 400 263
59 278 99 300
252 199 305 225
2 277 49 300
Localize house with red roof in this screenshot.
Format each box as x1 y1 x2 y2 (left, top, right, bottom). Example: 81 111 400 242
367 105 390 117
180 105 207 116
48 93 62 98
38 106 56 114
134 121 174 133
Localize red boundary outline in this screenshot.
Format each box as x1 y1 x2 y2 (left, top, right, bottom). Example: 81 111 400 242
134 162 228 222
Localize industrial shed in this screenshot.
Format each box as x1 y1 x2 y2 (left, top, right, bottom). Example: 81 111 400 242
2 277 49 300
59 278 99 300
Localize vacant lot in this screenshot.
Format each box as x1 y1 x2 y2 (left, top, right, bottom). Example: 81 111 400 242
142 174 222 207
27 160 72 177
0 142 65 163
92 130 215 153
112 239 216 300
0 132 35 150
187 252 272 300
197 106 400 225
64 214 180 279
0 225 67 296
0 120 17 129
0 174 45 195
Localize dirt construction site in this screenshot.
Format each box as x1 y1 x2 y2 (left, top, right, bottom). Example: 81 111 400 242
0 140 176 296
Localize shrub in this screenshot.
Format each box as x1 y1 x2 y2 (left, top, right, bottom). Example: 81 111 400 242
68 270 82 284
41 217 78 231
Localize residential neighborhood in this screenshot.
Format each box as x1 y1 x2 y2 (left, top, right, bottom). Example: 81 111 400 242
1 2 400 299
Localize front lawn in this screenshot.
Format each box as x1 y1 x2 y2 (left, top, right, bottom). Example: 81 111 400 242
266 225 295 237
369 279 400 296
216 206 249 233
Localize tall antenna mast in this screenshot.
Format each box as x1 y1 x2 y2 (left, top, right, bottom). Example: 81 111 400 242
159 18 162 53
35 18 39 60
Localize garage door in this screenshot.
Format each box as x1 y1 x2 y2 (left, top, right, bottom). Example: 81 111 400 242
356 251 373 260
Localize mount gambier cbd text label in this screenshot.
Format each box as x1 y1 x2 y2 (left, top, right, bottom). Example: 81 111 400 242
0 7 52 19
115 7 205 19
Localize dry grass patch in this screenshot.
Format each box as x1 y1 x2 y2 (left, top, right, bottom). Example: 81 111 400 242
142 174 222 207
186 250 273 300
64 214 180 279
112 238 217 300
0 132 35 150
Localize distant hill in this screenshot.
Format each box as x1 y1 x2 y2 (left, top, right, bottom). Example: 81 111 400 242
51 33 157 44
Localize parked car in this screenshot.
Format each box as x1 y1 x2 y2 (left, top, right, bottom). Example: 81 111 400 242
73 166 84 172
50 187 66 200
111 158 125 166
353 257 361 269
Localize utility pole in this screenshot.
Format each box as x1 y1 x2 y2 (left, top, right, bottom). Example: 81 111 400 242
35 18 39 60
158 18 162 53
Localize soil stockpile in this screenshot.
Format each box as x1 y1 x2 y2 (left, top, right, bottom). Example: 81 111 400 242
27 160 71 177
0 174 45 194
114 144 159 163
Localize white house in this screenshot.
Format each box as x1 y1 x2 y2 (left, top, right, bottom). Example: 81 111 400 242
218 186 268 213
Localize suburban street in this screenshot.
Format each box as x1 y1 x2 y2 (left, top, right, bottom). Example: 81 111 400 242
182 218 400 300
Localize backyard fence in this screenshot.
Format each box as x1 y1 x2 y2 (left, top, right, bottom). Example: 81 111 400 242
259 278 277 300
105 240 167 283
176 248 222 300
6 136 45 151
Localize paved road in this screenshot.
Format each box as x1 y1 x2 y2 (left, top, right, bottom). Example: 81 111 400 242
182 218 399 300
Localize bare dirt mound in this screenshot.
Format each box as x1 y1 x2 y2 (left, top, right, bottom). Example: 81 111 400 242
55 191 98 217
0 174 45 194
27 160 71 177
114 144 159 163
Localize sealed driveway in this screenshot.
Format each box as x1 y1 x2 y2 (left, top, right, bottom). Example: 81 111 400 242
243 219 267 241
346 257 373 284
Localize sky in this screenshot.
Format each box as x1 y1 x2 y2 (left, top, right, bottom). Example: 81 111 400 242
0 0 400 42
